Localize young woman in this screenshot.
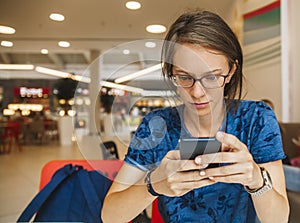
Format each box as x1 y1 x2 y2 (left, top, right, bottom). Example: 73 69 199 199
102 10 289 223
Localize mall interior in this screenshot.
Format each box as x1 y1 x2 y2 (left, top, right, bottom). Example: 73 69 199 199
0 0 300 222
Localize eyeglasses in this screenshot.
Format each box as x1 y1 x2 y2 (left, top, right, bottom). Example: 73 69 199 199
171 73 230 89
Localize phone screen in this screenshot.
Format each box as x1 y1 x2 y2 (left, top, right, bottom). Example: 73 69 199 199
179 137 221 167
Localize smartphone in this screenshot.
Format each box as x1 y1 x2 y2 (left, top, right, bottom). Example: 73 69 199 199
179 137 221 168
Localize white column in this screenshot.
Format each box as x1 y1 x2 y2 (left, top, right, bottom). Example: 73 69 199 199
76 49 104 160
281 0 300 122
58 116 73 145
88 49 101 134
280 0 291 122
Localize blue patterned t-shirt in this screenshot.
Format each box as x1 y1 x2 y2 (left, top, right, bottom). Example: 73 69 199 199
124 100 285 223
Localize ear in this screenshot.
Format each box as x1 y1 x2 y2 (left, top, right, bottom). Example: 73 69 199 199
225 60 238 84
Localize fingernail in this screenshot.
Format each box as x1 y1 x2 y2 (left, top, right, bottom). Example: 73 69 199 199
199 170 206 176
200 164 208 169
195 157 201 164
209 176 214 180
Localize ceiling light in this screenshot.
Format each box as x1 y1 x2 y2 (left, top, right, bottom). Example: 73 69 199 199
125 1 141 10
123 49 130 55
35 66 71 78
49 13 65 21
145 41 156 48
1 40 13 47
41 49 49 54
0 64 34 70
72 75 91 83
58 41 70 47
101 81 144 94
114 63 162 83
146 24 166 34
0 25 16 34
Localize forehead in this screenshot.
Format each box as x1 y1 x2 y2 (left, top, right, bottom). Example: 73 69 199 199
172 43 228 74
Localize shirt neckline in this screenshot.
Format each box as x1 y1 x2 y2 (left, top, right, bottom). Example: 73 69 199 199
177 104 227 138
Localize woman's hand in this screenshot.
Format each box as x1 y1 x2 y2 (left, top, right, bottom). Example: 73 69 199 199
150 150 216 197
196 131 263 189
150 131 264 197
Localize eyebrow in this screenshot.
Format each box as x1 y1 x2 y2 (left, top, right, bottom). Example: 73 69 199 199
173 67 223 76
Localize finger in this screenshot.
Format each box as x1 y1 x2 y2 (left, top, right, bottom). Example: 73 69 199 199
165 150 181 160
171 178 216 192
197 152 242 164
204 162 246 177
163 159 204 174
167 179 216 197
216 131 247 152
165 151 211 171
170 169 209 182
206 173 245 185
178 159 208 171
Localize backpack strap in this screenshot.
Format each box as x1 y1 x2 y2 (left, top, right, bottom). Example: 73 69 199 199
77 169 104 220
17 164 78 222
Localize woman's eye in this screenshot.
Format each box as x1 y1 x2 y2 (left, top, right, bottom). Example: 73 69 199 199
179 75 193 81
203 75 217 81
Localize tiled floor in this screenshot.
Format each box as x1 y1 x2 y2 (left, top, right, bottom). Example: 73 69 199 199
0 142 84 222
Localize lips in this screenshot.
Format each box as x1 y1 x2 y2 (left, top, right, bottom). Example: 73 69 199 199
190 101 210 109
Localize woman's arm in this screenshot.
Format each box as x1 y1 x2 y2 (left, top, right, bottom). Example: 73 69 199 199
252 161 289 223
102 151 218 222
198 132 290 223
102 163 155 223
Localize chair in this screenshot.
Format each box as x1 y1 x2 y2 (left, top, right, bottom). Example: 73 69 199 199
28 119 45 144
11 121 22 151
44 120 59 143
0 121 22 153
39 160 123 189
151 198 164 223
0 124 13 153
100 141 119 160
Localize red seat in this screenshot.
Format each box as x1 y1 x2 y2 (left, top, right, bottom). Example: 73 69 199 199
151 198 164 223
39 160 123 189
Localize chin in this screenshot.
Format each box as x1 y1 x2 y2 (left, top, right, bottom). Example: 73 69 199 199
186 104 211 117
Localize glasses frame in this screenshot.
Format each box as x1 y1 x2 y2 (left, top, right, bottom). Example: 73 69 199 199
171 73 230 89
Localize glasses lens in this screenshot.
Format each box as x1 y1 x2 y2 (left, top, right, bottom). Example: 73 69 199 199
201 75 225 89
174 75 194 87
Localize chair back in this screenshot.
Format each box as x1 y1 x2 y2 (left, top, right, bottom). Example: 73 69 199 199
100 141 119 159
40 160 123 189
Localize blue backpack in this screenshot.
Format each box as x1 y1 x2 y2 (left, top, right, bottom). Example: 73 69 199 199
17 164 112 223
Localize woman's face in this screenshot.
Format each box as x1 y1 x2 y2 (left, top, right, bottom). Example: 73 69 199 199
172 43 235 118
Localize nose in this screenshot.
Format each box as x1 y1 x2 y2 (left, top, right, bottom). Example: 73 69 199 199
190 80 206 98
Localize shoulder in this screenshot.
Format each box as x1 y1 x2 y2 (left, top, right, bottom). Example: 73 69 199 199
235 101 284 162
231 100 275 119
141 106 181 126
135 106 181 137
227 100 280 140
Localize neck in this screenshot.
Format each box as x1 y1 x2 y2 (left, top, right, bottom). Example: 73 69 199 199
183 103 225 137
